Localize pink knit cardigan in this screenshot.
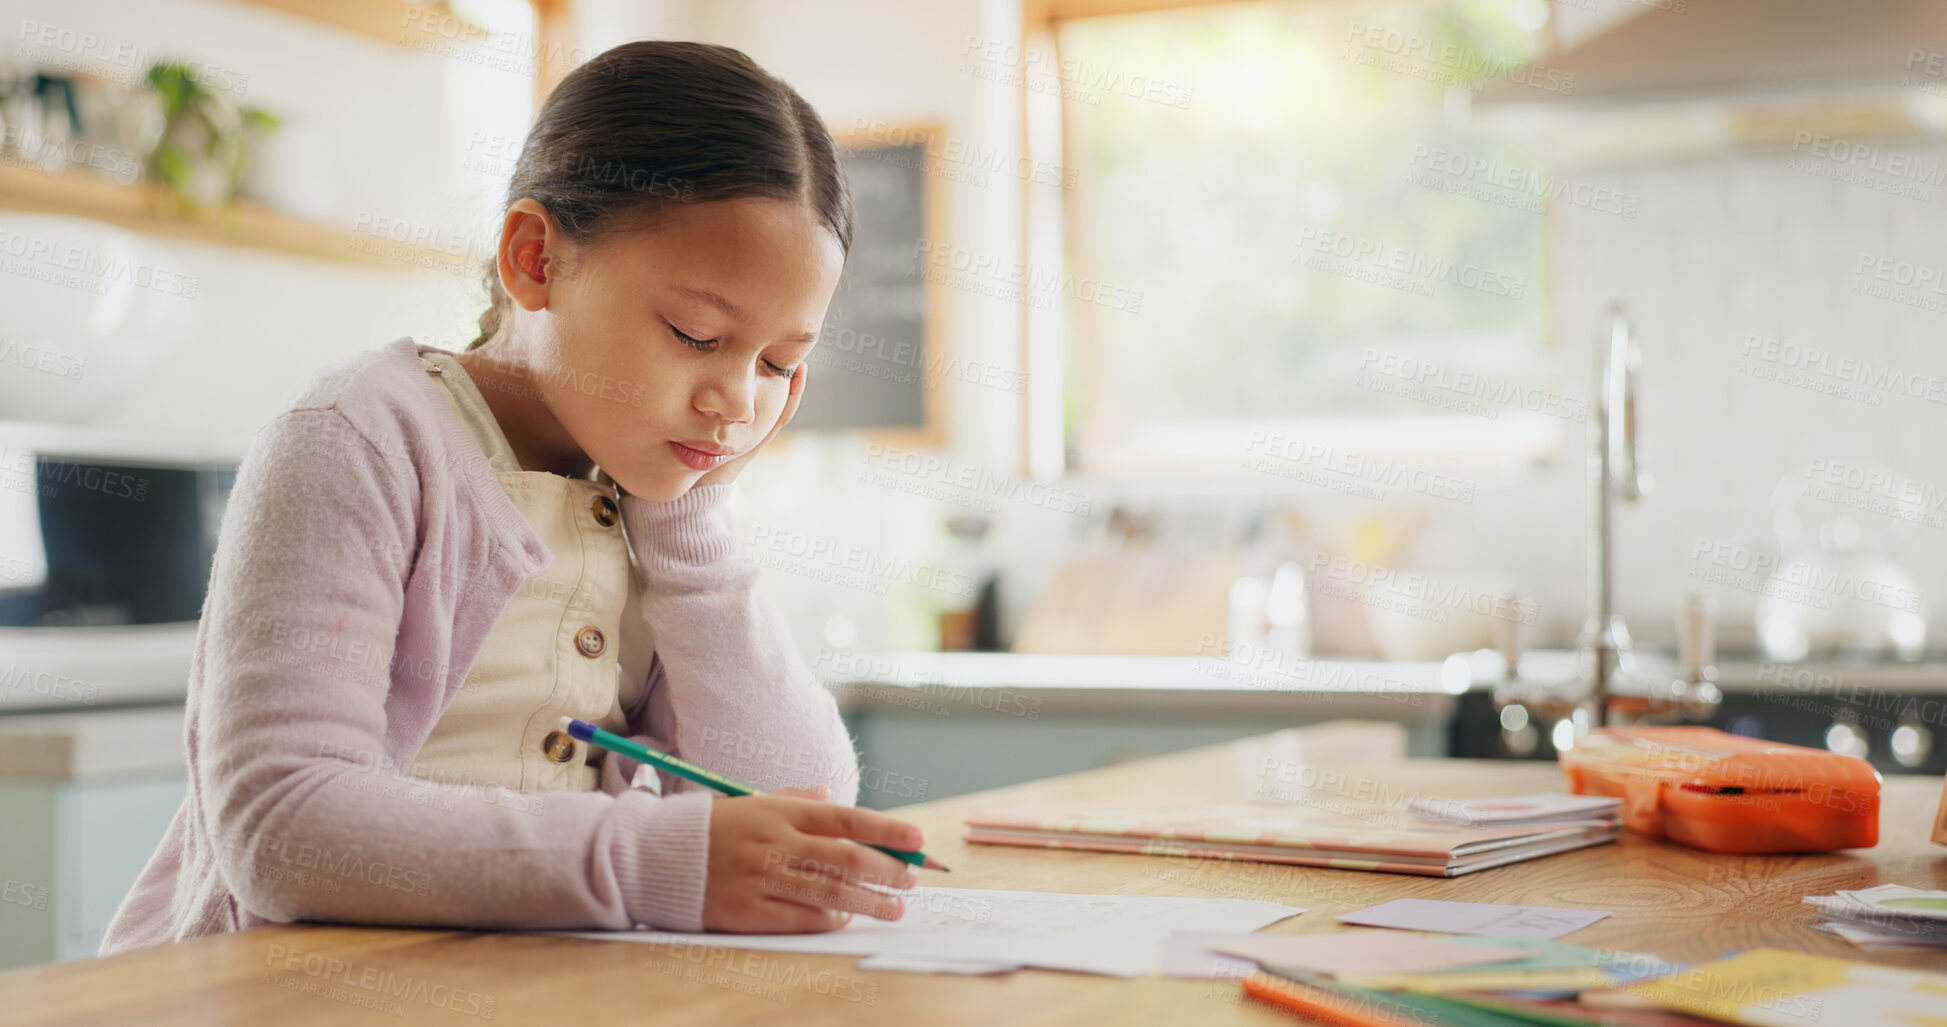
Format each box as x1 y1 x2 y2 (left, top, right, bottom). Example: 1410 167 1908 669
98 336 861 955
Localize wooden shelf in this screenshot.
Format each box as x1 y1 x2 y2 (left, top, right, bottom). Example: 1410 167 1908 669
224 0 489 48
0 162 465 270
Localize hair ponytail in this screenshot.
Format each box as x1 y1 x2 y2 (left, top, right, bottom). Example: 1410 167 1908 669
467 41 853 350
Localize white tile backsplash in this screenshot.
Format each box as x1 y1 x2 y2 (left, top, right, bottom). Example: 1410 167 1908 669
1548 142 1947 653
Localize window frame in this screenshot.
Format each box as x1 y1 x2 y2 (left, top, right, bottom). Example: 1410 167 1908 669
1018 0 1569 480
529 0 575 109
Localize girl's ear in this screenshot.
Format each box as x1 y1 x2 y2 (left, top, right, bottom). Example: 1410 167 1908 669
515 240 545 280
498 198 558 312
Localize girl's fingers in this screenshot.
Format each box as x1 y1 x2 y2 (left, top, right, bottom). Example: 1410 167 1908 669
749 897 850 933
790 832 917 892
779 360 807 429
693 363 807 488
779 797 924 852
762 867 908 921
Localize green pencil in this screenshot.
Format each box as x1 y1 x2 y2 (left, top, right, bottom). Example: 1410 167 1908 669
560 717 949 872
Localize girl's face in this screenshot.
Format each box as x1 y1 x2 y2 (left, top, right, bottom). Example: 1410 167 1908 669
528 196 844 501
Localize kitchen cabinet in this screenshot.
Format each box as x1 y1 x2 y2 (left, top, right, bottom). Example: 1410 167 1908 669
824 652 1459 809
0 709 185 969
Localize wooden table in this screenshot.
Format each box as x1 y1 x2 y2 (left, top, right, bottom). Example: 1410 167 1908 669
5 726 1945 1025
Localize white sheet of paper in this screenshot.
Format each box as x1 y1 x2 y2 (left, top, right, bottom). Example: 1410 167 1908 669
855 954 1023 974
546 887 1307 977
1336 898 1609 939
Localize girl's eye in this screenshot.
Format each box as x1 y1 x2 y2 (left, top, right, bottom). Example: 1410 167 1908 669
674 324 796 380
672 326 714 351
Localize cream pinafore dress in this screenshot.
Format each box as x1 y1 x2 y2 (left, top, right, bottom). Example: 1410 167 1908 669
408 348 656 794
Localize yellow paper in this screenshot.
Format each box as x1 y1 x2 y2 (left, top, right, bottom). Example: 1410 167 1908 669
1626 948 1947 1027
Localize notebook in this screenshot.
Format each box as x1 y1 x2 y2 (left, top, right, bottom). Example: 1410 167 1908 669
1407 792 1623 827
962 801 1621 876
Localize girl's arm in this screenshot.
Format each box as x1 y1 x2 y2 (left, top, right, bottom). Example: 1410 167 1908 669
607 484 863 805
196 407 714 932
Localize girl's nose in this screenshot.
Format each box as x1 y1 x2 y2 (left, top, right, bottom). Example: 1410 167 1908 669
695 369 756 425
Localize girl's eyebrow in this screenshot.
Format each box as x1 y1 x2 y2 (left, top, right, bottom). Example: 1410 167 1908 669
673 285 820 345
675 285 745 319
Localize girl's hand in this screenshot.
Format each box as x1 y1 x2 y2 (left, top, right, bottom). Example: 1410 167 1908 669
701 781 925 933
696 361 808 490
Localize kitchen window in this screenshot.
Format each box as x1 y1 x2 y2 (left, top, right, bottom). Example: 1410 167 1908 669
1022 0 1561 477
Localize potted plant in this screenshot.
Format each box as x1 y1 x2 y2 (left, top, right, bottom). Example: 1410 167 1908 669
145 61 277 215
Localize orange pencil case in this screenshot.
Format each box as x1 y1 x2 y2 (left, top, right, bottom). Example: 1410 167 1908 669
1558 726 1880 853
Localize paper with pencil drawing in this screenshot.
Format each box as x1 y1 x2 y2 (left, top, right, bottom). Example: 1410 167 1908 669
547 887 1306 977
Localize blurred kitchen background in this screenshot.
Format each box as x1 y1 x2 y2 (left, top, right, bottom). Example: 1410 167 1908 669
3 0 1945 965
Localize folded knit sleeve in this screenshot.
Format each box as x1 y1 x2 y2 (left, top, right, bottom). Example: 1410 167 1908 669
616 484 863 806
195 406 712 933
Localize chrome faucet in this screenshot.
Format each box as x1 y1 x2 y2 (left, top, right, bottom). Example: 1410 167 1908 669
1578 303 1652 728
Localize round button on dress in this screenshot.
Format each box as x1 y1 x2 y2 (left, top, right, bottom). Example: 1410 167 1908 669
541 730 576 763
591 494 619 527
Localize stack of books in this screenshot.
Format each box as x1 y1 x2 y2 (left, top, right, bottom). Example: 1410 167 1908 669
1405 792 1622 828
963 795 1621 877
1804 884 1947 949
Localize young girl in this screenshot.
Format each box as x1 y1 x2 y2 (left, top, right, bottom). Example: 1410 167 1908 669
99 40 927 955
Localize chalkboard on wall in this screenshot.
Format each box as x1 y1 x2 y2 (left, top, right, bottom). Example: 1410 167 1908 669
789 125 945 443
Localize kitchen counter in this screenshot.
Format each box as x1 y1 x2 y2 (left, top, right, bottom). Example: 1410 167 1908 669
1464 648 1947 695
0 625 198 713
819 650 1458 719
817 648 1947 711
0 708 186 782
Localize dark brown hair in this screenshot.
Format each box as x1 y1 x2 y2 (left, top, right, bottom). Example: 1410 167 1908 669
468 41 853 350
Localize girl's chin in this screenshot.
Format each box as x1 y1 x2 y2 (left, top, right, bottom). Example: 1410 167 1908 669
605 467 696 503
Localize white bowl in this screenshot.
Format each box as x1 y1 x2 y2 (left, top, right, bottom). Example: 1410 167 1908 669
0 213 199 424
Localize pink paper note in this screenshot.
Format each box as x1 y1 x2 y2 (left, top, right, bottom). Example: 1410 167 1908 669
1208 931 1534 977
1158 931 1263 979
1336 898 1610 939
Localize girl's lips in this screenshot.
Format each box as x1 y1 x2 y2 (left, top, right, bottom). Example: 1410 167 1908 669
668 441 730 471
